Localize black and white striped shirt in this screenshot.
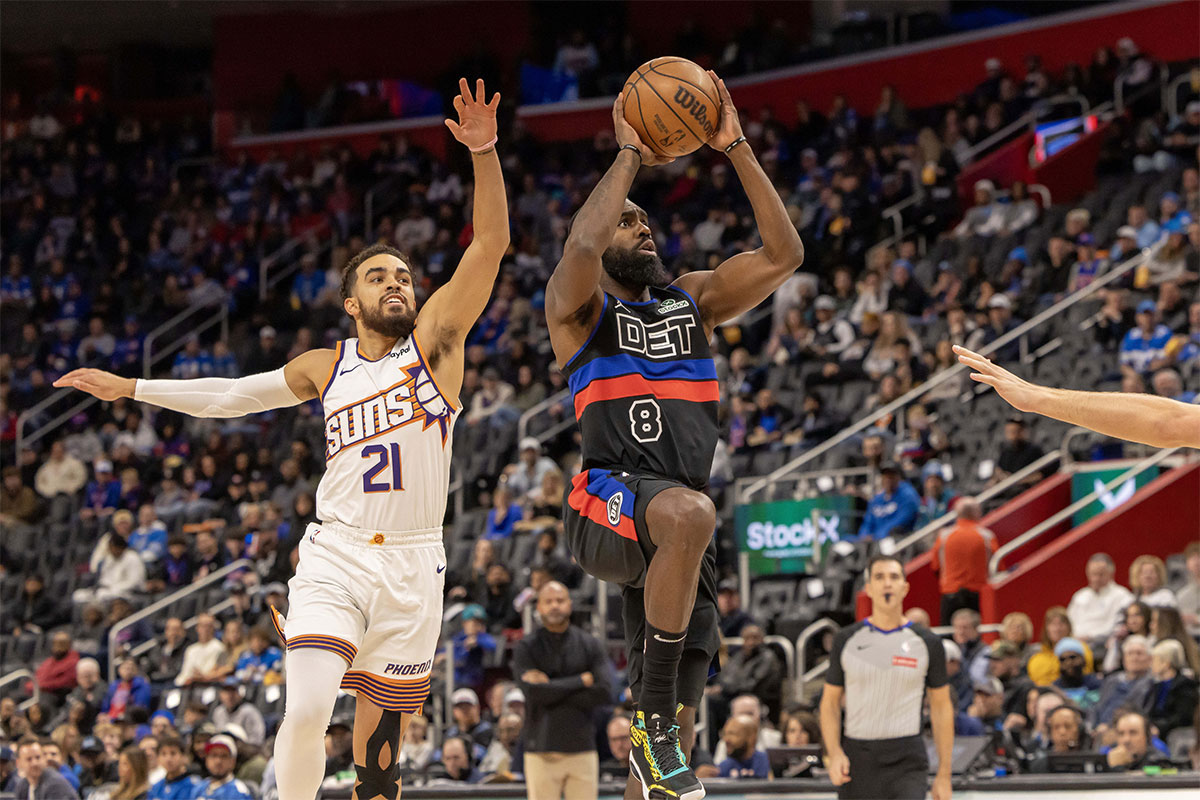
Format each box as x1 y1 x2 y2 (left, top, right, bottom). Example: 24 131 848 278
826 620 948 740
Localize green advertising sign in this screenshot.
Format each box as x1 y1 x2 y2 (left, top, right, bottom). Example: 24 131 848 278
735 495 855 576
1071 465 1159 527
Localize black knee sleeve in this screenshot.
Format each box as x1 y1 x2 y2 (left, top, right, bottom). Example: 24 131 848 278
353 709 403 800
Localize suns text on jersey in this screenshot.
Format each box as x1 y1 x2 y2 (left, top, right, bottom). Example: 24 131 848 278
325 380 420 460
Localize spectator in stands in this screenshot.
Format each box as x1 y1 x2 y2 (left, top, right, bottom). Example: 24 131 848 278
513 581 608 798
158 536 194 590
74 532 146 603
886 260 929 318
599 712 633 783
466 367 516 429
1151 607 1200 676
1067 553 1134 648
483 485 523 541
1178 542 1200 637
505 438 558 498
234 628 282 685
321 714 353 779
1027 705 1090 772
811 295 855 358
717 715 769 779
967 677 1007 732
991 417 1047 489
931 497 996 624
12 573 62 635
1104 710 1169 771
1052 638 1101 711
109 745 150 800
481 564 521 634
35 631 81 704
713 695 782 763
211 679 264 748
710 623 784 725
80 459 121 521
999 612 1036 663
192 529 227 579
435 736 482 784
915 461 957 529
129 506 168 566
34 440 87 510
0 465 40 530
1120 301 1173 377
1102 601 1154 674
1143 639 1199 740
1152 367 1195 402
448 539 496 602
101 658 152 722
149 736 201 800
857 462 920 540
40 740 79 793
952 180 999 238
397 714 434 773
446 686 493 752
717 578 754 638
1129 554 1177 607
1028 607 1095 686
175 615 227 686
1093 635 1154 733
746 388 792 450
60 658 106 728
1142 215 1196 287
951 609 990 685
478 712 523 778
969 294 1021 362
10 737 80 799
199 735 253 799
942 640 973 714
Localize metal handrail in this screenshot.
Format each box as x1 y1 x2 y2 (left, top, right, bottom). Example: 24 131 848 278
1033 94 1090 120
142 302 218 379
107 559 252 683
144 306 230 379
13 392 98 464
988 448 1180 577
1165 71 1198 121
929 623 1003 637
882 195 919 241
889 450 1060 557
740 248 1150 502
515 389 570 444
794 618 838 698
126 597 238 662
961 112 1034 165
1115 63 1170 115
0 669 39 711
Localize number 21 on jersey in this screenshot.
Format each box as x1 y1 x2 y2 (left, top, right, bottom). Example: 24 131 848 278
362 443 404 493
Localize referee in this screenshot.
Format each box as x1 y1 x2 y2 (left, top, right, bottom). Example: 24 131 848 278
820 555 953 800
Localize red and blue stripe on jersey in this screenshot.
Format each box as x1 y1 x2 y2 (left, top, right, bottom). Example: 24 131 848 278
569 353 719 418
568 469 638 540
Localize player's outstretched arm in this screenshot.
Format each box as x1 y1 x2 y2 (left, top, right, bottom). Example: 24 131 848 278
954 345 1200 449
674 71 804 330
545 92 671 331
54 348 333 417
419 78 509 349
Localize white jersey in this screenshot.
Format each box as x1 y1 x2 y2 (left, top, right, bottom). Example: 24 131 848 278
315 334 458 531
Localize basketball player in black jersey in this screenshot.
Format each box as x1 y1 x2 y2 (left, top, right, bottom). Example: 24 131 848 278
545 72 804 800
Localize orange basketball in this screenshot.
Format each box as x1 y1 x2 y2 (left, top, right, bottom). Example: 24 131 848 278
623 57 720 158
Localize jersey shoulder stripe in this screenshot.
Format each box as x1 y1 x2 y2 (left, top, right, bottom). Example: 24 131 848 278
319 341 346 402
411 331 459 412
563 293 611 371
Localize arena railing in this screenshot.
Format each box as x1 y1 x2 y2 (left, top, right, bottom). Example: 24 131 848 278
988 447 1189 578
106 558 252 684
143 303 231 379
0 669 39 712
737 247 1152 504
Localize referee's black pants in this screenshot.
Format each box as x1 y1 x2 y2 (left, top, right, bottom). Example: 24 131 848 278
839 735 928 799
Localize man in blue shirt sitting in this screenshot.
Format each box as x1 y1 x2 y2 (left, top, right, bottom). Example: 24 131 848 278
149 737 202 800
198 736 253 799
859 463 920 540
717 715 770 779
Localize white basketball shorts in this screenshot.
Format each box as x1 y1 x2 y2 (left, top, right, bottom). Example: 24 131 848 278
271 520 445 714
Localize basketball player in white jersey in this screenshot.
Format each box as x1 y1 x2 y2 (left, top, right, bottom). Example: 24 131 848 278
55 78 508 800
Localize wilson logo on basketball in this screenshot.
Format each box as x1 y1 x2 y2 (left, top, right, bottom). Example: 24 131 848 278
892 655 918 669
673 87 716 138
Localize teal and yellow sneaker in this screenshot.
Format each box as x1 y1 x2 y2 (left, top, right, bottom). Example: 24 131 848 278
628 710 705 800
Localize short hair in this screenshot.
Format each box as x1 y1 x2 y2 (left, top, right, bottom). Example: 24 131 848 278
866 554 905 578
339 243 411 301
1115 709 1149 735
156 736 186 754
955 497 982 521
952 608 981 627
1087 553 1116 570
1121 634 1150 654
77 658 100 676
16 736 41 755
1001 612 1034 642
1184 540 1200 559
1152 639 1186 670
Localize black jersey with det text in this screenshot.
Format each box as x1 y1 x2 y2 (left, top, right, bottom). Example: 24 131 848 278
825 621 948 740
563 285 719 490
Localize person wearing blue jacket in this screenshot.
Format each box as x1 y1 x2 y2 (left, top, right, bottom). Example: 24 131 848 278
148 737 203 800
858 463 920 540
101 658 153 720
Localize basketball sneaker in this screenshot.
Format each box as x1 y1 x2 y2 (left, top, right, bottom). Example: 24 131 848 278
628 710 705 800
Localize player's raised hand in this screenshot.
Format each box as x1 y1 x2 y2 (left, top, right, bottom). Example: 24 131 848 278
953 345 1041 413
612 91 675 166
705 70 745 152
53 368 136 402
445 78 500 152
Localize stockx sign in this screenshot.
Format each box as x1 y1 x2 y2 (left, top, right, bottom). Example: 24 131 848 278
735 496 854 576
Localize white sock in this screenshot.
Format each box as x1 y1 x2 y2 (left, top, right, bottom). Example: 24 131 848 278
274 648 346 799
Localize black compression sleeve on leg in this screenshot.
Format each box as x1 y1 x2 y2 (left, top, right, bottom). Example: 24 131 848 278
354 710 403 800
639 621 686 720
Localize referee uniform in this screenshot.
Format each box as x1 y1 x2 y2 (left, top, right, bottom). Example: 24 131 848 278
825 620 948 799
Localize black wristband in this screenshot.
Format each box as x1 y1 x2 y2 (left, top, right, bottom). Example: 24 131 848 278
724 135 748 154
620 143 642 162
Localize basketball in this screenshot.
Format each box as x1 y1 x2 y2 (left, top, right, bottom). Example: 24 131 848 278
623 57 720 158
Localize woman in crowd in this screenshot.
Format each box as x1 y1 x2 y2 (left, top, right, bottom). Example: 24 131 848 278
1102 601 1154 673
1028 705 1090 772
111 745 151 800
1130 555 1177 608
1028 607 1095 686
1150 606 1200 676
1144 640 1200 738
1000 612 1037 666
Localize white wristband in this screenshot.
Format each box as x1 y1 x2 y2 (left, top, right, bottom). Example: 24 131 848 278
134 367 302 418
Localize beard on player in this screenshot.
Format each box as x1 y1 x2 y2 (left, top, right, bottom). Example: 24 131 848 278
601 237 670 293
358 295 417 340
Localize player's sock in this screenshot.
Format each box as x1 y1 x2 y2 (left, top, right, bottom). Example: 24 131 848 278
274 648 346 799
640 621 686 720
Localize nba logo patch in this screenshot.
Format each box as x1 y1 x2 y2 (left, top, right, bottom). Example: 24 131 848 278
309 528 320 544
607 493 623 526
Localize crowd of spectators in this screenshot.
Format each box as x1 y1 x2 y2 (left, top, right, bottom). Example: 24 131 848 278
1 29 1198 797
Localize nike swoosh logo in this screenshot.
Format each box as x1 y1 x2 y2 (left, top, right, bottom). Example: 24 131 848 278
855 645 870 650
653 633 686 644
340 364 361 376
436 564 446 574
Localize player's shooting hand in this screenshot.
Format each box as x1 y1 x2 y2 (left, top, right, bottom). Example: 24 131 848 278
953 345 1042 413
612 92 675 166
445 78 500 152
53 368 135 402
705 70 744 152
827 750 851 786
